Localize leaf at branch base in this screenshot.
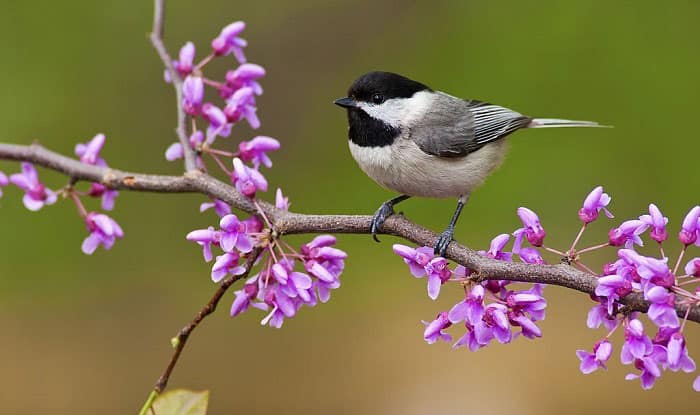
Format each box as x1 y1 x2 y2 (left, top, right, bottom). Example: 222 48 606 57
152 389 209 415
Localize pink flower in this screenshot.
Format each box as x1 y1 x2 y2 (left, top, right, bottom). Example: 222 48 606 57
576 339 613 374
238 136 280 168
0 171 9 197
225 63 265 96
422 311 452 344
9 163 57 211
82 212 124 254
513 207 546 250
200 199 231 218
211 21 247 63
679 206 700 245
231 158 268 197
224 87 260 129
608 219 645 248
639 203 668 243
578 186 613 223
182 76 204 115
174 42 195 77
75 133 107 166
275 188 289 211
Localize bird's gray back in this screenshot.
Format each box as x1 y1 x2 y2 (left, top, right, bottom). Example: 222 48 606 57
408 92 531 157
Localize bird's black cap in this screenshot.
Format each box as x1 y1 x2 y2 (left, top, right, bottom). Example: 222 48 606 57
345 71 431 103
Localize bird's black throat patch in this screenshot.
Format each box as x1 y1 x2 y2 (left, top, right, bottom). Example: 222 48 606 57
347 108 401 147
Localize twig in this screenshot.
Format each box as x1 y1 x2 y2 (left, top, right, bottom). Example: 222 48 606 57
0 141 698 324
139 248 262 415
149 0 197 172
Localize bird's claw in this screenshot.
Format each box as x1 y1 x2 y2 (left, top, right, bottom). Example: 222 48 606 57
371 202 396 242
434 228 454 257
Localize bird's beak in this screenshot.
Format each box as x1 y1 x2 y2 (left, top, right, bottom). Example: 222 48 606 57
333 97 357 109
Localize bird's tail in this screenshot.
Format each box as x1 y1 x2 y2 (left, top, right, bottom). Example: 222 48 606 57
527 118 611 128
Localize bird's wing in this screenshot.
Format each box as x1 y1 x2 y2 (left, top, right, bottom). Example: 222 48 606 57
410 93 531 157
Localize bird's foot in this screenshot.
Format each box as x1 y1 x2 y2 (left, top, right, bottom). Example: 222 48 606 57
434 228 455 257
371 202 396 242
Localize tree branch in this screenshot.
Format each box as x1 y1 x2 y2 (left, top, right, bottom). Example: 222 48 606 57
0 141 698 324
154 248 262 393
149 0 197 172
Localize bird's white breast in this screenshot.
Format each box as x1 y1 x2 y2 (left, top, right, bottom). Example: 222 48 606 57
348 139 507 199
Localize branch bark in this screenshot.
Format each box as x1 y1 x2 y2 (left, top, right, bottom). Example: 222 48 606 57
149 0 197 172
0 142 698 324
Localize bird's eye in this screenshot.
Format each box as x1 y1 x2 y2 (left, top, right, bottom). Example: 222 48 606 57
371 93 384 104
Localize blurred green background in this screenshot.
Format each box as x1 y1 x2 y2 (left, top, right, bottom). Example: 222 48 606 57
1 0 699 413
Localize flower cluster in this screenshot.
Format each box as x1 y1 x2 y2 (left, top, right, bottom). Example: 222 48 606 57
394 230 547 350
581 199 700 391
163 21 278 195
394 185 700 391
188 190 347 328
0 133 123 254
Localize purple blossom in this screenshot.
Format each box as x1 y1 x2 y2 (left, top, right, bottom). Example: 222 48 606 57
625 353 664 390
685 257 700 277
639 204 668 243
301 235 347 302
200 199 232 217
230 283 258 317
392 244 434 277
506 284 547 322
576 339 612 374
608 219 645 248
424 256 451 300
9 162 57 211
448 284 485 325
666 332 696 372
225 63 265 96
87 183 118 211
81 212 124 254
679 206 700 245
174 42 195 78
595 274 632 300
0 171 7 197
645 285 679 328
694 376 700 392
182 76 204 116
186 226 220 262
238 136 280 168
621 319 653 363
165 131 204 161
473 303 512 346
202 103 232 141
578 185 613 223
211 21 247 63
586 303 619 331
224 87 260 129
275 188 289 211
219 213 254 253
231 158 268 197
479 234 512 262
211 252 246 282
423 311 452 344
75 133 107 166
513 207 546 250
517 247 545 264
510 314 542 339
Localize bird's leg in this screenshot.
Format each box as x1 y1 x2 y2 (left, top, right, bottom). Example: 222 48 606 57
434 194 470 257
371 194 411 242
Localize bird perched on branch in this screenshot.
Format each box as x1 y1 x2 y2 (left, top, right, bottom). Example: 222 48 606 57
334 71 607 256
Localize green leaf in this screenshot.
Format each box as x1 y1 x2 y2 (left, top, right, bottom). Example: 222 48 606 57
151 389 209 415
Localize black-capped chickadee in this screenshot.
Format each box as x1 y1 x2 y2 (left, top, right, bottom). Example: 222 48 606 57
334 71 606 256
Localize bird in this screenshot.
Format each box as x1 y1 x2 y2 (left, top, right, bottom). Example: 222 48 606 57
334 71 607 256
